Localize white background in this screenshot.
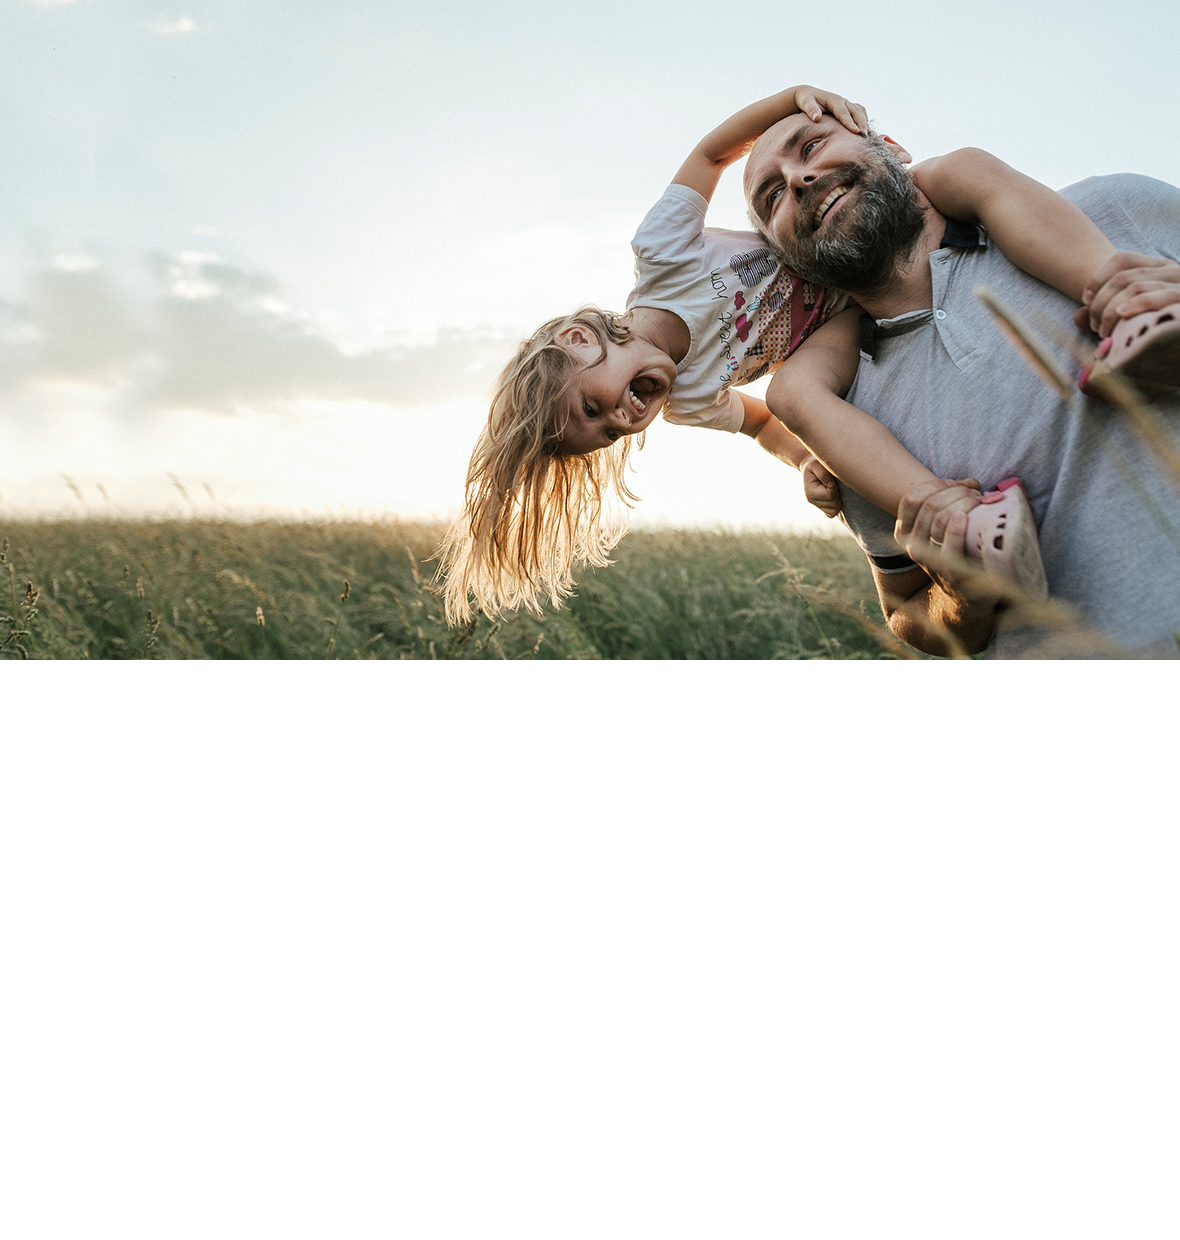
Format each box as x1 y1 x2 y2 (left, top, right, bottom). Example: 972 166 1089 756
4 663 1179 1238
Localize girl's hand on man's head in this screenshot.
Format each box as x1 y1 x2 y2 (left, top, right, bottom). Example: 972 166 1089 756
792 87 869 136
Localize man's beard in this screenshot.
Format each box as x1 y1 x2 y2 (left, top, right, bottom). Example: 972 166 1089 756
765 135 928 294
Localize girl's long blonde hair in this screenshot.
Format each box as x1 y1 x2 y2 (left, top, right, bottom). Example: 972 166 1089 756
437 308 645 624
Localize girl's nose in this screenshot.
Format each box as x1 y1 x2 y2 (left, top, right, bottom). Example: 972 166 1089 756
608 404 631 428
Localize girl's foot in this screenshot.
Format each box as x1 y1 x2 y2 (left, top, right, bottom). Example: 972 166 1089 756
964 478 1048 600
1079 305 1180 401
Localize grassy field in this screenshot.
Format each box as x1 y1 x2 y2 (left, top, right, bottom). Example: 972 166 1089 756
0 518 918 660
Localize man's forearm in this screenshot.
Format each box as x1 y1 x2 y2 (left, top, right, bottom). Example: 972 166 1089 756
888 578 999 657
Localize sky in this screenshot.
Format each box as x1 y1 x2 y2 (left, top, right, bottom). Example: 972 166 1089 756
2 0 1179 527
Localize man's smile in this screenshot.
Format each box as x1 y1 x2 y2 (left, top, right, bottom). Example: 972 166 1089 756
795 166 864 236
813 185 852 229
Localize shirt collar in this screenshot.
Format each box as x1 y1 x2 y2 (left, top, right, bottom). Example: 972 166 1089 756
939 219 989 250
859 221 989 358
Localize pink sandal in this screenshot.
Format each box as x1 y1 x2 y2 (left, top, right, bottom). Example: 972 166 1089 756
963 477 1048 600
1079 305 1180 400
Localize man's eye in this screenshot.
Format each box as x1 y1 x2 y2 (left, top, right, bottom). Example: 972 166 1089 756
803 139 820 157
767 187 783 207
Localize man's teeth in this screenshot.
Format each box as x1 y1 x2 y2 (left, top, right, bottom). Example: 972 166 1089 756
813 187 849 228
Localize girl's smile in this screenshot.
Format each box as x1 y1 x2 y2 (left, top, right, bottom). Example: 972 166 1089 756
555 329 677 455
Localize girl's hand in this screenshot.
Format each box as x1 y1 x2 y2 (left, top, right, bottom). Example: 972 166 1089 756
1074 251 1180 337
802 456 843 518
792 87 868 136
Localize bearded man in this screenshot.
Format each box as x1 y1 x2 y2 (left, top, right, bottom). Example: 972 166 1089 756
746 114 1180 658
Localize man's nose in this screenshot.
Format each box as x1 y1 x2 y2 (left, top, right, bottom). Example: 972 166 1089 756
788 165 818 198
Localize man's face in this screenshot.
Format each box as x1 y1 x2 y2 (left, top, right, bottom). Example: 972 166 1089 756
744 114 927 293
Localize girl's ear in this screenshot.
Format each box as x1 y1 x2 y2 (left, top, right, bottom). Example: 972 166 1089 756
878 134 913 166
556 324 595 349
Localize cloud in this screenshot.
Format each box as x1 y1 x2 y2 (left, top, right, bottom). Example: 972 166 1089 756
148 16 197 35
0 250 518 417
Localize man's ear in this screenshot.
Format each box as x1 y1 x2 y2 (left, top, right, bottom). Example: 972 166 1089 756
878 134 913 166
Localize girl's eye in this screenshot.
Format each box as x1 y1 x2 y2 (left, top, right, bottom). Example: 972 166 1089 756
583 401 598 419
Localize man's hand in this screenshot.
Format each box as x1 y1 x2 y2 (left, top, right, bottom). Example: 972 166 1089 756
894 478 1003 607
875 480 1025 657
801 455 842 517
875 478 1005 656
1074 251 1180 337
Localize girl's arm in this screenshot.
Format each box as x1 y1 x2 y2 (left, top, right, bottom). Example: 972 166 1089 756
672 87 868 205
766 309 979 518
736 392 811 468
736 391 842 517
911 148 1115 305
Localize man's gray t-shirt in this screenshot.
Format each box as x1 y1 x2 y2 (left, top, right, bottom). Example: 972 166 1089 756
840 174 1180 658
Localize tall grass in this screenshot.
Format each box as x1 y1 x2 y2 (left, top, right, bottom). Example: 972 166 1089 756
0 519 910 660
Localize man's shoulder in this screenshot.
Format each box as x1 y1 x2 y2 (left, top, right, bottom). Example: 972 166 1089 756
1059 174 1180 255
1060 171 1180 206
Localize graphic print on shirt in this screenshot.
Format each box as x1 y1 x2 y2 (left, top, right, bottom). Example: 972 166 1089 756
733 291 752 343
715 250 828 389
729 248 778 289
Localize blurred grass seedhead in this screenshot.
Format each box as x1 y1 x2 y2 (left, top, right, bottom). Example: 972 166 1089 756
1 537 41 659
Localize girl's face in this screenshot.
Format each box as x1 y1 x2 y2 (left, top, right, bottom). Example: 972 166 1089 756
555 326 676 456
